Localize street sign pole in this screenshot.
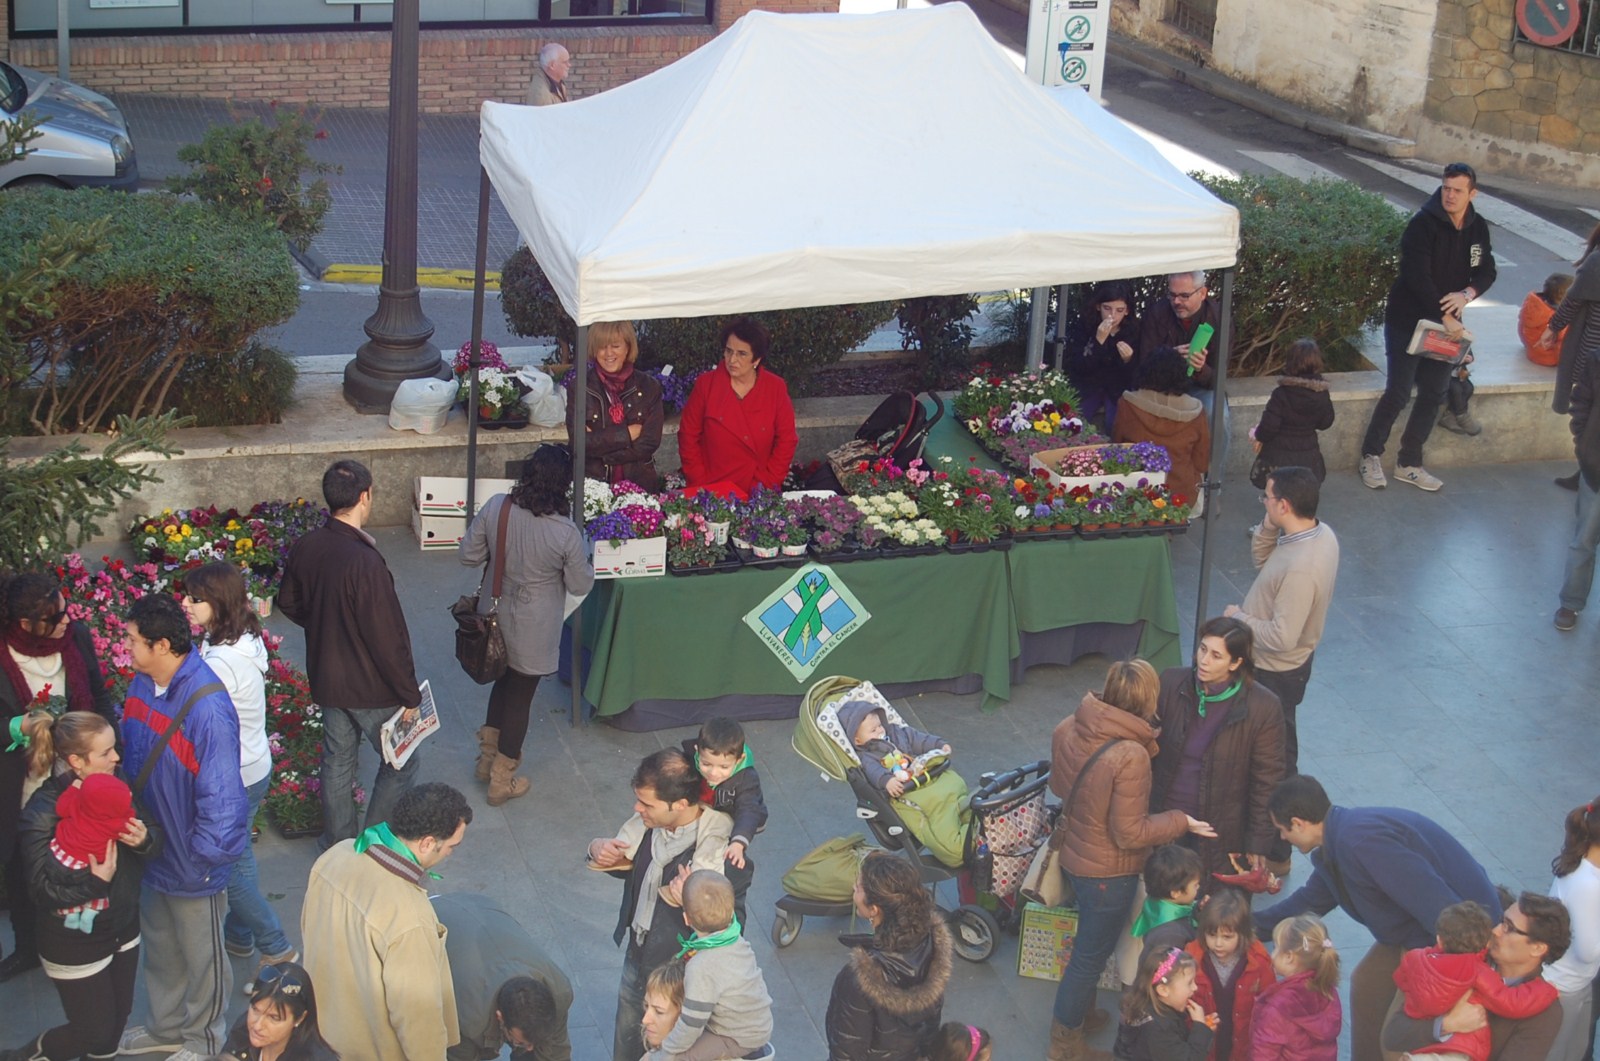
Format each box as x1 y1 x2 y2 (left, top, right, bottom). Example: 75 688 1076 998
1024 0 1111 99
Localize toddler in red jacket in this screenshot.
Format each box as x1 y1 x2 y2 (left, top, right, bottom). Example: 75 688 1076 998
50 773 135 932
1184 888 1275 1061
1392 901 1558 1061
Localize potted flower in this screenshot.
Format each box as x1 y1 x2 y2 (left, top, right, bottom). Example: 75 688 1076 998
667 514 727 572
776 498 810 557
795 496 865 556
692 490 736 545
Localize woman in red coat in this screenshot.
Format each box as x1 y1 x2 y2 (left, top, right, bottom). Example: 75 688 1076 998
678 317 798 495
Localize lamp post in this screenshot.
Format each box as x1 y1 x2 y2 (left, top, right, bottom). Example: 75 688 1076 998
343 0 448 412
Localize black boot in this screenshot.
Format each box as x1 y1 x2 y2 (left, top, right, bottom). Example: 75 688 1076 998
0 1035 46 1061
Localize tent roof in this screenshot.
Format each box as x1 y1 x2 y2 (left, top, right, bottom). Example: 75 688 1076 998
479 4 1237 326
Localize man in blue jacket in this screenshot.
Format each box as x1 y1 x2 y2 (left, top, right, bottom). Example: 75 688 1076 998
115 594 249 1061
1255 774 1500 1061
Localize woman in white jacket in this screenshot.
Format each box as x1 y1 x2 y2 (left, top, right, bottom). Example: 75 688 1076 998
1546 797 1600 1061
182 562 296 980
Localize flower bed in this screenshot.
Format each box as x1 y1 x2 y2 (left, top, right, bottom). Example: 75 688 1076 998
952 368 1098 467
129 499 329 603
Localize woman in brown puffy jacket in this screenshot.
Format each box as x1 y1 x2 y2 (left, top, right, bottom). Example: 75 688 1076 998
1150 615 1287 885
1046 659 1215 1061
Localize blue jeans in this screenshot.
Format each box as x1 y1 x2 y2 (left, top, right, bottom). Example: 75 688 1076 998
225 774 293 958
320 705 420 848
1052 872 1140 1028
1560 476 1600 612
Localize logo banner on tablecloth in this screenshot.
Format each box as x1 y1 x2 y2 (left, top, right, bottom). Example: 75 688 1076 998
743 563 871 680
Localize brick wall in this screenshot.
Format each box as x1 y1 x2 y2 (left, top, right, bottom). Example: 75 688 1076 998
6 0 830 113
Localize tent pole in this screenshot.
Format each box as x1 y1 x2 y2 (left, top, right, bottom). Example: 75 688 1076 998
1192 266 1234 643
1052 284 1069 370
465 166 492 519
1025 286 1049 370
569 325 589 728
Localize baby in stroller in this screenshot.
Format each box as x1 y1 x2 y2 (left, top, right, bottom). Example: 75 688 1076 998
824 693 971 868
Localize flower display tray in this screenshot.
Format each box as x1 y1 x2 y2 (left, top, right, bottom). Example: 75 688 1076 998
878 543 944 559
736 547 806 569
667 553 743 577
1014 528 1077 542
478 415 529 431
810 544 880 564
268 809 323 841
1030 445 1167 492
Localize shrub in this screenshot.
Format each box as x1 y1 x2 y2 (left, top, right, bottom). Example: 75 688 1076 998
501 247 896 395
1193 171 1403 376
0 188 299 435
168 342 299 427
0 412 185 573
164 101 338 252
899 294 978 386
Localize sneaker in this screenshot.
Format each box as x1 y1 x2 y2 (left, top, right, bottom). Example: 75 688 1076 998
1359 454 1387 489
1438 410 1483 436
224 939 255 959
1395 465 1443 491
1556 607 1579 632
117 1027 180 1055
167 1049 208 1061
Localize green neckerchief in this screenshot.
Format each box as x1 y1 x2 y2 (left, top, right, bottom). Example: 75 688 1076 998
1194 677 1243 719
353 821 443 880
5 716 27 753
675 917 743 959
696 743 753 783
1130 896 1195 938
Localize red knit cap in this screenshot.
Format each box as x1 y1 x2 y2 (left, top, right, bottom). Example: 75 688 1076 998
54 774 134 864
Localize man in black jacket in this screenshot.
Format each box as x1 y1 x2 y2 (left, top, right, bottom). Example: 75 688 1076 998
278 460 423 848
1360 162 1496 493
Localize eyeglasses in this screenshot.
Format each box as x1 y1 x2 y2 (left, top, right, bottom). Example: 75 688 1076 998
254 963 306 997
181 595 204 606
33 609 68 628
1259 493 1279 505
1500 916 1530 938
1168 288 1201 301
723 347 755 361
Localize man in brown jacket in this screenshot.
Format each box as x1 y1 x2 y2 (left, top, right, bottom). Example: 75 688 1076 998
278 459 423 847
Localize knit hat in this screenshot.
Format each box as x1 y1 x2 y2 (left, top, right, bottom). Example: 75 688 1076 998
54 774 134 863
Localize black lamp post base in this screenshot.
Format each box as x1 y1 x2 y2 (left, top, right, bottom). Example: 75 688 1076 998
342 340 448 413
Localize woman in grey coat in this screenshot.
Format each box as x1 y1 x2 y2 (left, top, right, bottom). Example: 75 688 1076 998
459 445 594 804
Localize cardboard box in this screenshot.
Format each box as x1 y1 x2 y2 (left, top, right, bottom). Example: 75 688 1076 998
1030 445 1167 493
1016 902 1119 988
414 476 516 516
591 536 666 579
412 509 468 551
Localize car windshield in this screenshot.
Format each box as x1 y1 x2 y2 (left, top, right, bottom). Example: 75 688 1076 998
0 63 26 114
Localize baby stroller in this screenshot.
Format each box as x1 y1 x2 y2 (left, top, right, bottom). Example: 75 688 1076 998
773 675 1052 963
803 391 944 492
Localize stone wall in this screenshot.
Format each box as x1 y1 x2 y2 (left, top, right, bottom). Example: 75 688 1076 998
4 0 829 113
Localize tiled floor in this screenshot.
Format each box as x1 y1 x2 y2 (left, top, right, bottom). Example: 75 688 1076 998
4 457 1597 1059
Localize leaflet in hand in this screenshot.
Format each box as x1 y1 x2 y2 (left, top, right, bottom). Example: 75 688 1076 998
381 680 439 769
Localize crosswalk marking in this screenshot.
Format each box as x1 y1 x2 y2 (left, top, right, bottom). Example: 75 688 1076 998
1347 153 1584 263
1239 150 1409 212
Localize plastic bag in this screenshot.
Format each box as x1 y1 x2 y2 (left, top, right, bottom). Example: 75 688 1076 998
389 378 457 434
518 367 554 398
525 382 567 427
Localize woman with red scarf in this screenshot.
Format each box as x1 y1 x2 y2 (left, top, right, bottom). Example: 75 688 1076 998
679 317 798 496
566 319 665 492
0 572 118 982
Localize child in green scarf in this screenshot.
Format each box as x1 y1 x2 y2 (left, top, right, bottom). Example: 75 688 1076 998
1132 844 1204 964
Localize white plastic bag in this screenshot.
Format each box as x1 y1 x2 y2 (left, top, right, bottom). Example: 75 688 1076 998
388 377 457 434
525 382 567 427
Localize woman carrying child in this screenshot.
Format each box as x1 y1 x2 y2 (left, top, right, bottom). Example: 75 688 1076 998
1183 888 1275 1061
1113 945 1217 1060
1250 915 1340 1061
2 711 161 1061
1250 339 1334 488
1048 660 1215 1061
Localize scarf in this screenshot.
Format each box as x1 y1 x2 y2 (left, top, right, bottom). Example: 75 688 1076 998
675 917 743 959
1194 677 1242 719
2 623 92 716
1131 896 1196 938
354 821 442 880
595 362 635 425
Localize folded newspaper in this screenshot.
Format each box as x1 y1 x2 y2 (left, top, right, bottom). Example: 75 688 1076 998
1407 319 1473 364
381 680 439 769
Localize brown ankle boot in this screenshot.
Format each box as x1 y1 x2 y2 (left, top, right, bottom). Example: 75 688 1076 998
1048 1021 1113 1061
474 726 499 783
487 753 530 806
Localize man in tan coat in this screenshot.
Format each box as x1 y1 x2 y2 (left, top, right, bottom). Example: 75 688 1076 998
302 782 473 1061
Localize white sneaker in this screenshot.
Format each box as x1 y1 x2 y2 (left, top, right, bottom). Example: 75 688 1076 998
167 1049 209 1061
117 1027 180 1055
1395 465 1443 491
1359 455 1387 489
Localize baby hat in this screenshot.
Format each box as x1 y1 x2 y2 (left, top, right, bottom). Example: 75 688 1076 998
54 773 135 863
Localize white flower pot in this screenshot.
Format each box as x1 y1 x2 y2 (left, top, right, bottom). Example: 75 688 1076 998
751 544 779 559
710 521 730 545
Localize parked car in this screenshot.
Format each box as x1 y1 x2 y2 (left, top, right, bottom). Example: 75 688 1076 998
0 60 138 190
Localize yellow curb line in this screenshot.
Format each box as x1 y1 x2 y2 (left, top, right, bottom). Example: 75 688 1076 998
321 265 501 290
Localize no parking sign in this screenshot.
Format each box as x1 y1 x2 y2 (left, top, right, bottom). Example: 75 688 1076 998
1516 0 1580 46
1025 0 1110 99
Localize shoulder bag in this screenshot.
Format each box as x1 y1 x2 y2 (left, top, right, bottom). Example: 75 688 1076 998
449 497 512 685
1019 739 1128 908
130 681 226 800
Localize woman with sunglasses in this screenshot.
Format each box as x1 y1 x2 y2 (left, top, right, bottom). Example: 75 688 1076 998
459 444 594 805
181 562 298 982
0 571 119 982
221 960 339 1061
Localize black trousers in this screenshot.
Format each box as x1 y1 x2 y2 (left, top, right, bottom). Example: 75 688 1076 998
40 944 140 1059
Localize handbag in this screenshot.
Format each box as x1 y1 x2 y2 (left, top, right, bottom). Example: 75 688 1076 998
449 497 512 685
1248 454 1273 491
1020 739 1128 908
131 682 225 800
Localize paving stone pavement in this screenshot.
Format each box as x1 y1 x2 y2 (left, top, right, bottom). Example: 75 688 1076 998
3 458 1598 1059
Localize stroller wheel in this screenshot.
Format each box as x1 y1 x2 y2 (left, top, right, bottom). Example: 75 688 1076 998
949 904 999 962
771 910 803 948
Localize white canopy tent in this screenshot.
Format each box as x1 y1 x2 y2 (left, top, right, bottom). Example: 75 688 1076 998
462 4 1243 722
